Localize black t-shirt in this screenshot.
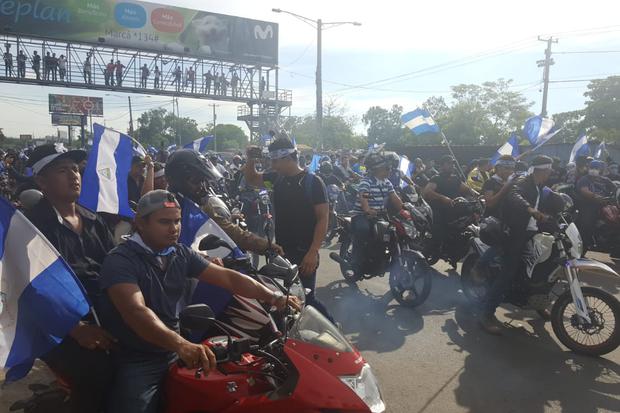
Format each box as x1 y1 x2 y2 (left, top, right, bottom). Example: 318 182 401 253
429 172 462 216
127 176 143 205
264 170 328 257
320 173 343 188
430 172 461 199
99 238 209 354
481 176 505 218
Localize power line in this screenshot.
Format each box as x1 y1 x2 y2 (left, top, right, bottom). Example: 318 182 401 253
555 50 620 55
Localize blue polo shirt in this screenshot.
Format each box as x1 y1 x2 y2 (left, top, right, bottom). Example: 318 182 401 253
99 234 210 355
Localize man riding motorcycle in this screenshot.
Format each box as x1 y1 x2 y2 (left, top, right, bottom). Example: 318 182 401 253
99 190 300 413
164 149 283 257
480 155 516 219
422 155 478 259
350 153 403 278
575 159 617 251
480 155 554 335
466 158 492 193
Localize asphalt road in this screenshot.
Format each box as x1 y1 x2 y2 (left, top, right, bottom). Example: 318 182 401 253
315 245 620 413
2 248 619 413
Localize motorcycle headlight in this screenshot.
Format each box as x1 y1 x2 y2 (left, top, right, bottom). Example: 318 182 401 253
339 364 386 413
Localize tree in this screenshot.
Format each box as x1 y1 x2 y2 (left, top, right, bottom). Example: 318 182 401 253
207 124 249 151
362 105 403 147
553 109 586 143
134 108 202 148
583 76 620 143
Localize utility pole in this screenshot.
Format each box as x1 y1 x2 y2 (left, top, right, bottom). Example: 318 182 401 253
212 104 218 152
174 98 180 146
316 19 323 150
128 96 134 135
537 36 558 117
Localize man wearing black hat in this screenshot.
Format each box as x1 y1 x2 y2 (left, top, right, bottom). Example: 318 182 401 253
25 144 116 413
479 155 553 335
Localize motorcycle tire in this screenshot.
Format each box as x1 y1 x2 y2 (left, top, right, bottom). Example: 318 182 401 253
460 253 490 305
389 255 432 307
339 238 360 284
551 287 620 356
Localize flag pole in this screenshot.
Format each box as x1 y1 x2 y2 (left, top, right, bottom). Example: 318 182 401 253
421 106 468 182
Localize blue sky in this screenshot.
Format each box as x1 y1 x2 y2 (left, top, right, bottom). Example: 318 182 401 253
1 0 619 139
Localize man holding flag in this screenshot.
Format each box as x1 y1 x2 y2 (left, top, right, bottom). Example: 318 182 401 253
24 144 116 413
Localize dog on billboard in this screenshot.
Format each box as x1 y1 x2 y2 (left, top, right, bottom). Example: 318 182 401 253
165 13 231 56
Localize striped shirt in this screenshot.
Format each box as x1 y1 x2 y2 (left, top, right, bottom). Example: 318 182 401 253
353 176 395 213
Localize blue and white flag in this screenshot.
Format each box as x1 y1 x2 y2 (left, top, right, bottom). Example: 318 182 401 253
523 116 554 146
178 196 243 259
367 143 385 153
79 124 135 219
291 136 297 147
401 108 440 136
183 136 213 153
147 146 158 156
166 144 177 153
308 154 322 173
569 134 590 164
398 156 414 188
260 134 273 146
491 133 520 165
595 141 606 160
0 197 90 382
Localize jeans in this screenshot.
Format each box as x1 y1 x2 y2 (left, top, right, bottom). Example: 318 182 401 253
108 352 176 413
285 246 336 323
41 336 113 413
576 206 598 250
483 230 533 315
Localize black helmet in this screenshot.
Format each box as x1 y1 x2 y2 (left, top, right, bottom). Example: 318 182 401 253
319 161 333 175
365 153 389 171
165 149 221 183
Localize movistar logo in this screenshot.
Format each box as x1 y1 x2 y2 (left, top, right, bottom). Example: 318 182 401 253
254 24 273 40
0 0 71 24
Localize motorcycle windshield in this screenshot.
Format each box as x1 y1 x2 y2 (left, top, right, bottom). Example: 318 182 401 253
289 306 354 353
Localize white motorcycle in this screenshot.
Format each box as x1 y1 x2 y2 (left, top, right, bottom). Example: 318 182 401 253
461 207 620 356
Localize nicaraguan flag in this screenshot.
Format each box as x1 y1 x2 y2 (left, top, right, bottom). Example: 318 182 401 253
398 156 414 188
183 136 213 153
491 133 520 165
308 154 322 173
595 141 606 159
147 146 158 156
166 144 177 153
0 197 90 382
178 195 243 259
79 124 135 218
401 108 440 136
523 116 554 146
569 134 590 164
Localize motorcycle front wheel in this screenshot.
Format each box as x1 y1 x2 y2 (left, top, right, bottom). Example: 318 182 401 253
551 286 620 356
460 253 490 305
389 255 432 307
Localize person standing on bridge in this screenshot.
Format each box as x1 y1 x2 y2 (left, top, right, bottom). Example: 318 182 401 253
3 47 13 77
50 53 59 81
153 65 160 89
203 69 213 94
115 60 125 87
173 66 182 92
83 54 92 84
231 71 240 97
16 50 26 78
140 64 149 88
32 51 41 80
58 55 67 82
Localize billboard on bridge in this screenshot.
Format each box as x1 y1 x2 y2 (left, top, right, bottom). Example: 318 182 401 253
0 0 278 65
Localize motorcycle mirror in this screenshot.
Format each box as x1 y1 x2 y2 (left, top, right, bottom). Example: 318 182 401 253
179 304 216 331
198 234 233 252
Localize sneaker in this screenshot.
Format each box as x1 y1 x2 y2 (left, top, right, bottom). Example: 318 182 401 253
478 313 504 336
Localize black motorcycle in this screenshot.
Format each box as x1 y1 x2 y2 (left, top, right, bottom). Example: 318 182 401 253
329 209 432 307
424 198 483 268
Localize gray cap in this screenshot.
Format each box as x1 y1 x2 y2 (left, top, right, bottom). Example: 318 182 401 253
136 190 180 218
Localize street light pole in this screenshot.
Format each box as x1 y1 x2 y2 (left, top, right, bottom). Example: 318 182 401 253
316 19 322 149
272 9 360 150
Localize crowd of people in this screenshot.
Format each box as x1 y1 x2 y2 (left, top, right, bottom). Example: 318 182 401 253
1 133 619 412
2 42 264 98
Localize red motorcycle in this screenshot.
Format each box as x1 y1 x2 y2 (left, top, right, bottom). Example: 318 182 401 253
166 304 385 413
